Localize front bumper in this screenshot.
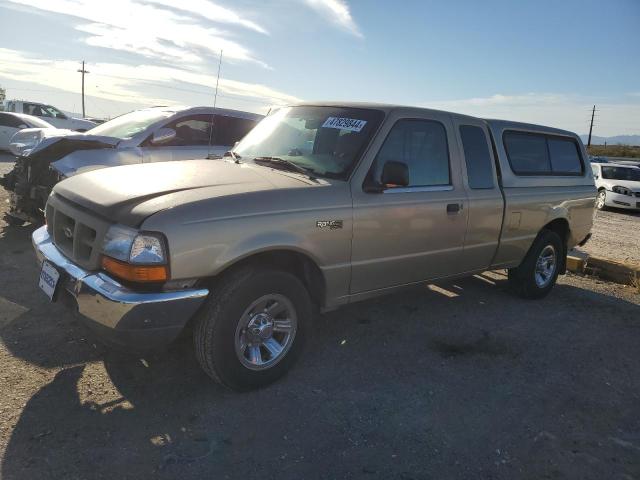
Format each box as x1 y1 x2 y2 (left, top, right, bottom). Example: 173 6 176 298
32 226 209 349
605 190 640 210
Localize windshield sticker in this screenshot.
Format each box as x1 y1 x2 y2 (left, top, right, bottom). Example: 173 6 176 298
322 117 367 132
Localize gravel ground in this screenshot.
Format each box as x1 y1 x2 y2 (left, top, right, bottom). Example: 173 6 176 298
1 152 639 479
576 209 640 267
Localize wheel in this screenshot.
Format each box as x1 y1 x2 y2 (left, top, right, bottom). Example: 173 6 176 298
193 266 312 391
508 230 563 299
596 189 608 211
3 214 25 227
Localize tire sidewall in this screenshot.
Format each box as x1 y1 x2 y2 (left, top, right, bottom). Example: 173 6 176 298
596 190 606 210
207 270 311 390
516 230 563 299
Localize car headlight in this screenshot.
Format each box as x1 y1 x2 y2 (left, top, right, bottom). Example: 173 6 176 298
9 129 45 156
101 225 169 282
612 185 632 196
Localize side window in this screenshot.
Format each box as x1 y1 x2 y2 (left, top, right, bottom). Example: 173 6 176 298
548 138 582 174
165 115 213 146
213 116 258 145
0 114 22 128
504 132 550 174
373 119 450 187
459 125 495 189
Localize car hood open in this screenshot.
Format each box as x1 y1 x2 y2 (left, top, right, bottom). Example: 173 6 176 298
52 160 315 226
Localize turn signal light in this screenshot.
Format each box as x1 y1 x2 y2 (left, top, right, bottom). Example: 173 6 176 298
101 256 169 283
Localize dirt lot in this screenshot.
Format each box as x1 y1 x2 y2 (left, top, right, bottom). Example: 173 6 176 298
576 209 640 267
1 154 640 479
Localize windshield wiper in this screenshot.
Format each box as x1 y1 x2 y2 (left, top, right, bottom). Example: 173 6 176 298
223 150 242 163
253 156 317 180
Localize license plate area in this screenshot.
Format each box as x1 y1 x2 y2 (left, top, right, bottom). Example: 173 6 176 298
39 260 60 301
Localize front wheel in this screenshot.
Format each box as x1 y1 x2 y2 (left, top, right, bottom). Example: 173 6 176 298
596 189 608 211
508 230 563 299
193 266 312 391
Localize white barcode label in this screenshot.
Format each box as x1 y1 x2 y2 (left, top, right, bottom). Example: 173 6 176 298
322 117 367 132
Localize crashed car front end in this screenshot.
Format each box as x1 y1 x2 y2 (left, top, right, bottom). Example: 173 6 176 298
0 129 120 224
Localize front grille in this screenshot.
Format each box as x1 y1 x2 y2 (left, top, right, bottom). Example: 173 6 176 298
46 195 110 270
635 192 640 198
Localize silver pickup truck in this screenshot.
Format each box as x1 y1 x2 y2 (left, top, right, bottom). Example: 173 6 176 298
32 103 596 390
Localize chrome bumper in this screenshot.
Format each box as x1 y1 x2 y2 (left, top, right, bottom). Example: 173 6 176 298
32 226 209 348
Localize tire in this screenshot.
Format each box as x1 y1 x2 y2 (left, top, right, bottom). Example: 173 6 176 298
596 189 608 211
193 266 312 391
508 229 563 300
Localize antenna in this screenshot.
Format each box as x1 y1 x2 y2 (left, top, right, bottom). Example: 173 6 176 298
207 50 223 159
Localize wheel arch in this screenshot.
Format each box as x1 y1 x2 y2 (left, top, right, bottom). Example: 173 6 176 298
205 248 327 310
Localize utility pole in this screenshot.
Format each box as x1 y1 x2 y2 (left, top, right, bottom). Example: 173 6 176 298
77 61 89 118
587 104 596 147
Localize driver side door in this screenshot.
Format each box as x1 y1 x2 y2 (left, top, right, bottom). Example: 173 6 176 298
350 111 469 294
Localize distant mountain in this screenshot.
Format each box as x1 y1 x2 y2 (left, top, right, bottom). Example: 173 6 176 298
580 134 640 146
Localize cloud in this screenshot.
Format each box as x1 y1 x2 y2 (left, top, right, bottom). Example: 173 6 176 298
303 0 362 38
0 48 301 111
424 93 640 136
5 0 267 66
145 0 268 35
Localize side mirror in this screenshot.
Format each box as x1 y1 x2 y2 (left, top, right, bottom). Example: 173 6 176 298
381 161 409 187
18 124 28 129
56 113 68 119
150 128 176 145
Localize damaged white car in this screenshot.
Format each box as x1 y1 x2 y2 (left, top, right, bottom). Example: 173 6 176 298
1 106 262 225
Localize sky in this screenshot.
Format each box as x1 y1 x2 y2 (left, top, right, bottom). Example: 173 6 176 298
0 0 638 136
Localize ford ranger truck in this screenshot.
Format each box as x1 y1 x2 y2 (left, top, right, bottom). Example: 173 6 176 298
32 103 596 391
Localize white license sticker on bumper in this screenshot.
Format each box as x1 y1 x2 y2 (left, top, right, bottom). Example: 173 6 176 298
39 260 60 301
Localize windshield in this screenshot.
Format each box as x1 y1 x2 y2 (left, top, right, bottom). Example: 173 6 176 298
601 166 640 182
234 106 384 180
87 109 173 139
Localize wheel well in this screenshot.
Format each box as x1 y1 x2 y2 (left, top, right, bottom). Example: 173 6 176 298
214 250 326 308
542 218 570 274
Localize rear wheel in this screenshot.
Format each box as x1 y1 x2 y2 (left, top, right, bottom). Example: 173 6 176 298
596 189 608 211
508 230 563 299
193 266 311 391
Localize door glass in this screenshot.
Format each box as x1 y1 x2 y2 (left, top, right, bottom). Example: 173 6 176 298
165 115 213 146
460 125 495 189
371 119 450 187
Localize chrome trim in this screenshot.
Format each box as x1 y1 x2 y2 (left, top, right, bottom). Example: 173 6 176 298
32 226 209 334
383 185 453 194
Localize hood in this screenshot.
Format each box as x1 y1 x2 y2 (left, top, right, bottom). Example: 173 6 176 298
10 128 120 160
53 160 314 226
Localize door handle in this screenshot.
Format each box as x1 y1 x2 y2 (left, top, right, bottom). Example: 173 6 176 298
446 203 462 214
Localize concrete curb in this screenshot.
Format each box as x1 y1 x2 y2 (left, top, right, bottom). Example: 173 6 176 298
567 250 640 286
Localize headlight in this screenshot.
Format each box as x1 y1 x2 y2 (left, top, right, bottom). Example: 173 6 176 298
9 129 45 156
612 185 632 196
101 225 169 282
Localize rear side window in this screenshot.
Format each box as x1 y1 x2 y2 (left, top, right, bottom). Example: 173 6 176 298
504 131 583 176
460 125 495 189
372 119 450 187
548 138 582 174
504 132 550 174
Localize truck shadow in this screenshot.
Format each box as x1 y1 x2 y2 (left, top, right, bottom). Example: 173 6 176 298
3 272 640 479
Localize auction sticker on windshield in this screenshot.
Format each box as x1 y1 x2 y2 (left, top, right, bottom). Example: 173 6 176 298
322 117 367 132
39 260 60 301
